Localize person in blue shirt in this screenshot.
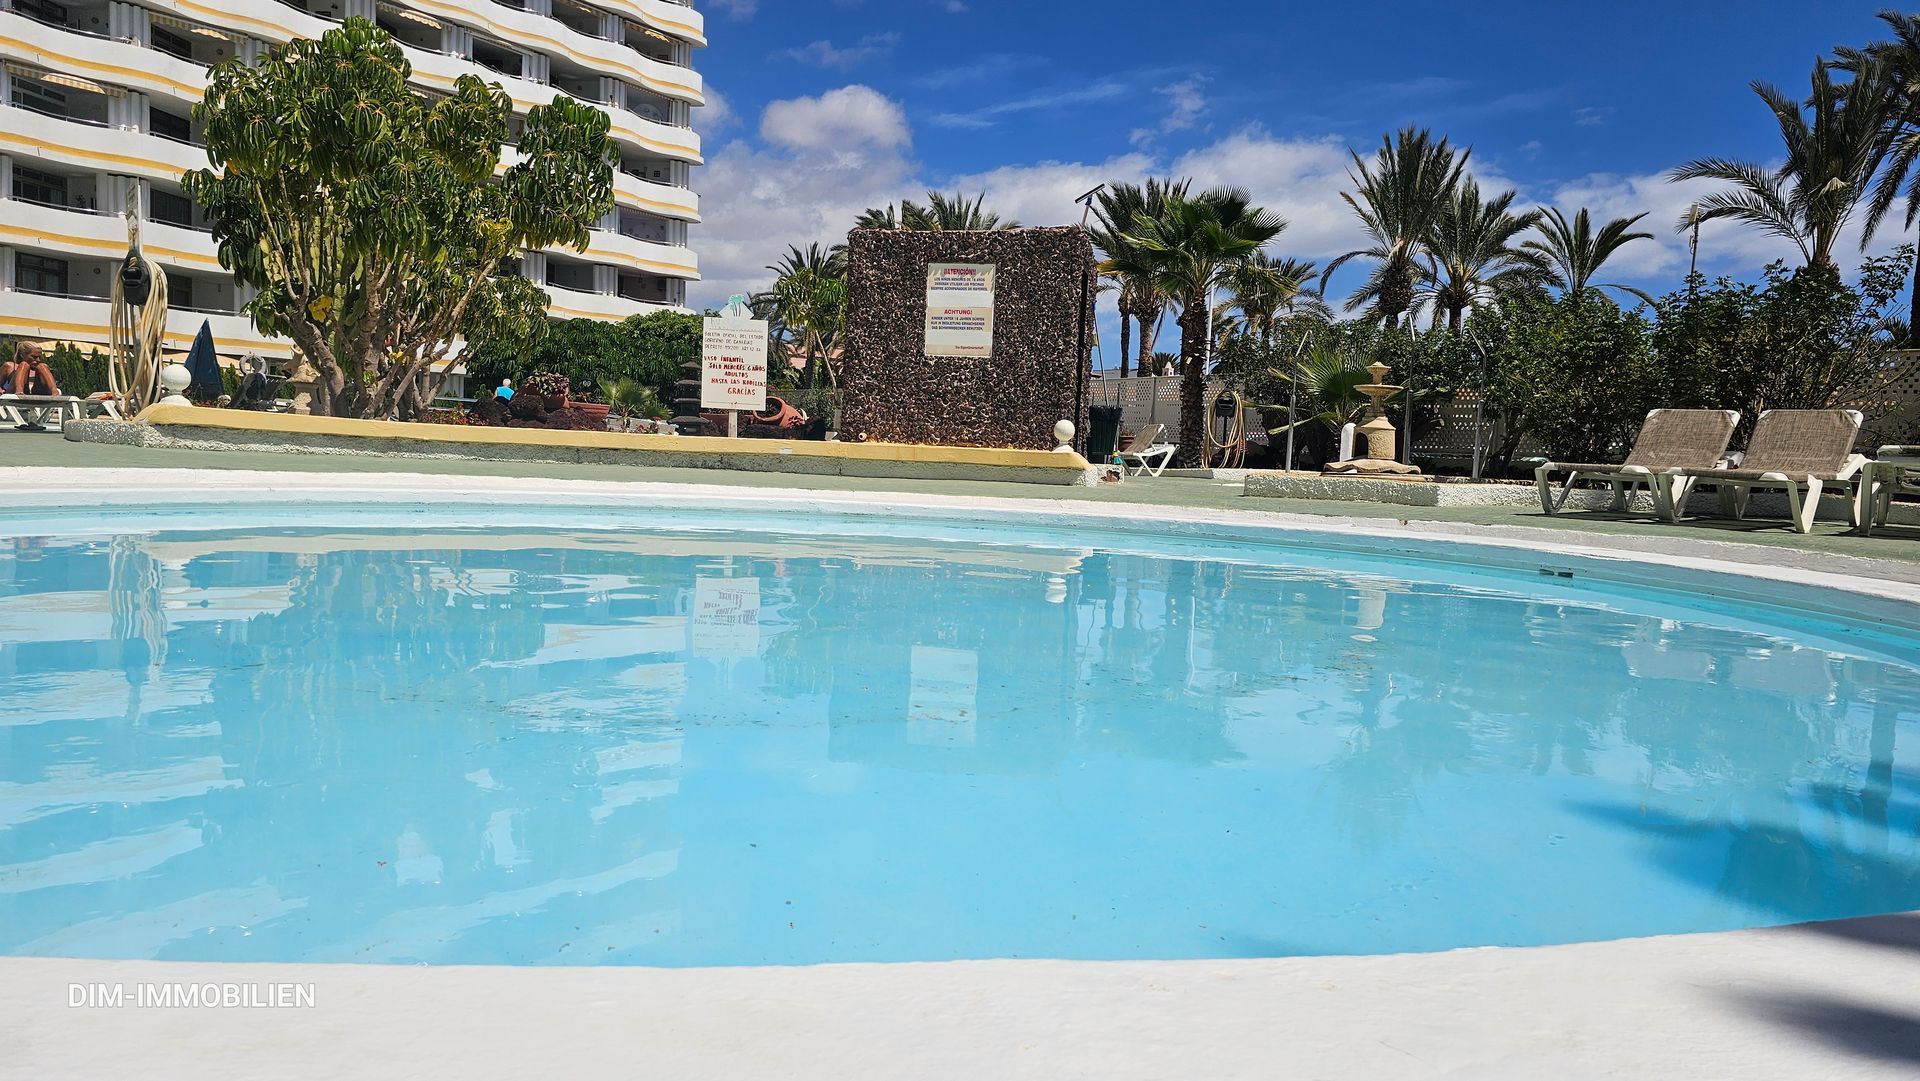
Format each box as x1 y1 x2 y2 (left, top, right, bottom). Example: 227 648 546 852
495 378 514 401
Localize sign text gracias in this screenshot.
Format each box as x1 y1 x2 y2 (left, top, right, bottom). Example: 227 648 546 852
923 263 996 358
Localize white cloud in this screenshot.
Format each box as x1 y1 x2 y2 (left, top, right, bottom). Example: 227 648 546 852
693 88 918 306
776 33 900 70
694 86 735 136
690 98 1908 318
759 85 911 154
1130 75 1209 148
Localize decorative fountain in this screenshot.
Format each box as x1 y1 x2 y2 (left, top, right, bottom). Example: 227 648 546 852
1323 360 1422 477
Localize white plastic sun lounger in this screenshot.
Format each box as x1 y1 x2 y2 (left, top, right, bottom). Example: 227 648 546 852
1115 423 1177 478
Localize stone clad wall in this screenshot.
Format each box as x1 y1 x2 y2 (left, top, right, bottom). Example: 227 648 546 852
841 227 1094 449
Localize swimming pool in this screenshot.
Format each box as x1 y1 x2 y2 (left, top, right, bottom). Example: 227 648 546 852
2 500 1917 967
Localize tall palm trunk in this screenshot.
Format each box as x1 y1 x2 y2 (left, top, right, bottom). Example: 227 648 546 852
1137 301 1161 373
1175 295 1207 468
1448 302 1465 333
1909 243 1920 346
1117 307 1133 380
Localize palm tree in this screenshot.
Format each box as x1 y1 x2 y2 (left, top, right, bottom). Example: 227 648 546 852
1520 207 1655 305
764 243 847 389
857 191 1018 232
908 190 1017 230
1836 12 1920 336
853 205 900 230
1415 179 1543 330
1123 186 1288 467
1224 252 1327 367
1324 126 1468 327
1667 58 1896 270
1091 178 1189 379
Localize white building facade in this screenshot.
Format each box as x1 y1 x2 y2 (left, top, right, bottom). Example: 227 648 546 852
0 0 705 360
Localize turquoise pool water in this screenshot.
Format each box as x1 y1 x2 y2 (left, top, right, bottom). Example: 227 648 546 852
2 507 1919 966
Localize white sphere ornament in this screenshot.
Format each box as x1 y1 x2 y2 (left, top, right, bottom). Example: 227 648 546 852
1052 419 1075 453
158 361 192 406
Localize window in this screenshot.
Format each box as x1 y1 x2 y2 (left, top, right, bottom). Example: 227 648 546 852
16 253 70 295
149 107 192 143
171 273 196 309
151 25 194 62
151 189 193 227
470 40 522 79
13 166 69 208
12 78 69 118
16 0 71 25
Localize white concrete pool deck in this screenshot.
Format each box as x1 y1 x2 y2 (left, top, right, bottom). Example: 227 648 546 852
4 466 1920 1079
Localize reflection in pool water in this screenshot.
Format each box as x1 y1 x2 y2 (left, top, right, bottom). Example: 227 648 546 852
1 522 1918 966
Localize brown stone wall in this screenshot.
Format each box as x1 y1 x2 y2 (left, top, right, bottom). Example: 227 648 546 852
841 227 1094 449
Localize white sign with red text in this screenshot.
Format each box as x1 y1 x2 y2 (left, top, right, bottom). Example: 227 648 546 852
924 263 996 358
700 315 769 412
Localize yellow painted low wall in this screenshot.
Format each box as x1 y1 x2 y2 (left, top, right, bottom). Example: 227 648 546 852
129 405 1094 484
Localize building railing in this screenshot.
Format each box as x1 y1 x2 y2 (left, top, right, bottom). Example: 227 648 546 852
9 192 110 216
6 98 111 128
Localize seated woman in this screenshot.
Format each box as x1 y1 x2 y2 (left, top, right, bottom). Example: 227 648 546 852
0 342 60 397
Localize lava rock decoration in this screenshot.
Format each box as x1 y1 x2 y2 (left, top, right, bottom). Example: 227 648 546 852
842 227 1094 449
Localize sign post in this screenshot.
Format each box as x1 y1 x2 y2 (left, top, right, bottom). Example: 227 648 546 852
701 294 768 437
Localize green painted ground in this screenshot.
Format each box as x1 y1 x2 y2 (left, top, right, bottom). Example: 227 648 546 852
10 431 1918 563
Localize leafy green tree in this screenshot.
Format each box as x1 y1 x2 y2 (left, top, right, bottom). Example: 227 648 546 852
1475 292 1661 469
1520 207 1655 306
465 310 699 403
1325 126 1468 328
1653 251 1908 444
1123 186 1288 466
1091 178 1189 378
1417 179 1542 330
184 19 617 419
1668 58 1895 270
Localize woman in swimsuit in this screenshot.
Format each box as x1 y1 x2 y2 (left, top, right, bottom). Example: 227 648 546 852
0 342 60 397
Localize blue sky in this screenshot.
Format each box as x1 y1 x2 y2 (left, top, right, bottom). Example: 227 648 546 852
688 0 1903 344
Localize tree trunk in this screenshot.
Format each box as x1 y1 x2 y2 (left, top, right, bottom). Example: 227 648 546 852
1117 307 1132 381
1139 303 1161 372
1448 303 1464 333
1909 242 1920 347
1174 298 1207 469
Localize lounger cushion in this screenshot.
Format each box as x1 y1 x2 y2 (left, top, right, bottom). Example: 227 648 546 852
1620 409 1741 470
1728 409 1862 477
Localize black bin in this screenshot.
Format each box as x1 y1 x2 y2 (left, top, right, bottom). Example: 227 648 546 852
1086 405 1123 464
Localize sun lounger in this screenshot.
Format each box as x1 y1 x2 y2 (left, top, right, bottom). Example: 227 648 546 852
1115 423 1177 478
1854 445 1920 536
0 394 85 431
1534 409 1740 515
1655 409 1866 534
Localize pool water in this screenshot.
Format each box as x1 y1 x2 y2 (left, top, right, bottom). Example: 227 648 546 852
2 512 1919 966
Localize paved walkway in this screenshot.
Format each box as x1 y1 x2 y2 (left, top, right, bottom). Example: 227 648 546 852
8 431 1918 564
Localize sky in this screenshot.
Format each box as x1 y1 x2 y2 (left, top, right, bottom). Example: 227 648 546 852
686 0 1908 353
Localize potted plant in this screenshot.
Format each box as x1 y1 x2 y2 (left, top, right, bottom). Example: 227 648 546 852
524 371 571 411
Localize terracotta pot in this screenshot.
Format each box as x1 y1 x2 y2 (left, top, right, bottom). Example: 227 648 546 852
540 393 569 411
574 402 611 426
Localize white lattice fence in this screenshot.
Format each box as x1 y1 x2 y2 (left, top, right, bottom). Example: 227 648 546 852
1847 349 1920 450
